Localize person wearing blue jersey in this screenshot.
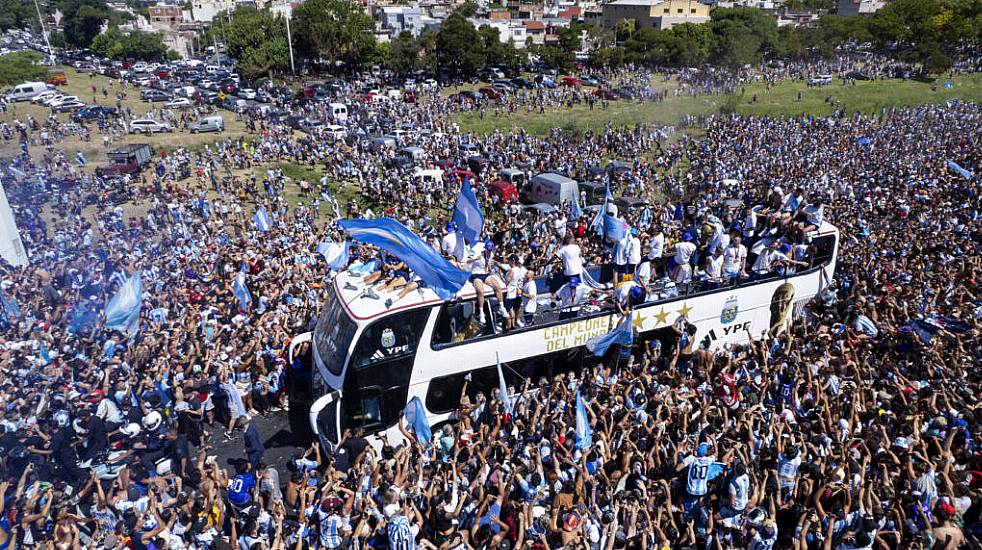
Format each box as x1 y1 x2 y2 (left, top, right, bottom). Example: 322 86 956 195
228 460 257 510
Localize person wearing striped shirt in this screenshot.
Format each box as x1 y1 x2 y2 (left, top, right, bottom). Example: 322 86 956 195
385 502 419 550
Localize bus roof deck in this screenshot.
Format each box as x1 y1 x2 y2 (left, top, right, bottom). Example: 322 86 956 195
332 222 838 325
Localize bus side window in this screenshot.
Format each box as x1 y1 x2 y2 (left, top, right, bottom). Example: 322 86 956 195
351 308 430 369
431 301 494 346
426 365 499 414
811 235 836 267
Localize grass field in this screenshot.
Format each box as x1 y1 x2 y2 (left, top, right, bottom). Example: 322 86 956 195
453 73 982 135
0 68 251 161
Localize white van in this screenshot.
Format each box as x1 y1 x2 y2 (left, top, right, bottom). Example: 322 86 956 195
328 102 348 123
525 173 579 205
6 82 49 102
190 115 224 133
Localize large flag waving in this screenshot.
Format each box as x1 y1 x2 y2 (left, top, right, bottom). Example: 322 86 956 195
585 312 634 357
340 218 470 300
575 390 592 450
318 240 350 272
496 353 512 415
253 207 272 232
404 396 432 448
105 272 143 337
452 178 484 244
232 271 253 311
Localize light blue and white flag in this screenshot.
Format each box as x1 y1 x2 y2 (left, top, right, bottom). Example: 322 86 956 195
318 240 350 271
585 312 634 357
76 152 87 166
575 390 592 450
105 272 143 337
638 207 653 229
7 166 26 178
404 396 432 448
947 160 974 179
340 218 469 300
570 195 583 219
253 207 272 232
496 353 512 415
452 178 484 244
39 341 51 365
232 271 252 312
604 215 629 242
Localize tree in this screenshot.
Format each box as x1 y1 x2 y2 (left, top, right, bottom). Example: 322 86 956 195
292 0 375 71
669 23 713 66
0 51 48 87
385 31 421 76
210 7 289 78
708 8 779 67
436 12 484 79
0 0 37 32
60 0 109 47
91 28 172 61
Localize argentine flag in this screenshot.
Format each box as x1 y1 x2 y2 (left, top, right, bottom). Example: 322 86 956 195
233 271 253 312
253 207 272 232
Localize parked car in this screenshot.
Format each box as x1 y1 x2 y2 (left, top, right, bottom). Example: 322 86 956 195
190 115 224 133
479 87 502 99
140 89 172 102
165 97 192 109
51 100 87 112
594 89 619 100
72 105 116 121
129 119 173 134
510 77 534 89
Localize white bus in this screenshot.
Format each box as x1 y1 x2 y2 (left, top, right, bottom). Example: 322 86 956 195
288 223 839 450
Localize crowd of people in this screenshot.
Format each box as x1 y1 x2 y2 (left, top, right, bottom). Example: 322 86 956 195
0 58 978 550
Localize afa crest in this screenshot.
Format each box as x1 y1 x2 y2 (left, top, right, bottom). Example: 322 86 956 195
381 328 396 348
720 296 739 324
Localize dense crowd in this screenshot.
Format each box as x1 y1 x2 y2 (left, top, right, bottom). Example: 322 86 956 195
0 60 978 550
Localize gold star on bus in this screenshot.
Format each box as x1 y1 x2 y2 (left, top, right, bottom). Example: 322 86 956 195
653 307 669 325
677 303 692 318
632 312 646 331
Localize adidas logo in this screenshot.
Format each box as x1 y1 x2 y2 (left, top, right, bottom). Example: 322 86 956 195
371 350 386 361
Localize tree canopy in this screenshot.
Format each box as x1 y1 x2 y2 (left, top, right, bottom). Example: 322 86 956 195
0 51 48 88
208 7 290 78
292 0 376 71
90 28 173 62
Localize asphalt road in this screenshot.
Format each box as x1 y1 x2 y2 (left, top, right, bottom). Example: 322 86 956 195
205 406 313 474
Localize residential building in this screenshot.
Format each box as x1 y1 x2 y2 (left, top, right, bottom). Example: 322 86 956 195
836 0 885 15
468 17 528 47
594 0 711 30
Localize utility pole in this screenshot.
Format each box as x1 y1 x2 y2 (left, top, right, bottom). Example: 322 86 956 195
33 0 54 65
285 12 295 74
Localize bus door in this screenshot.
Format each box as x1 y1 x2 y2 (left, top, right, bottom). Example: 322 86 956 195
340 307 432 435
310 391 342 452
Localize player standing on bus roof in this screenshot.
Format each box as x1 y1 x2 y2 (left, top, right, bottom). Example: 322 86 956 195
556 235 584 289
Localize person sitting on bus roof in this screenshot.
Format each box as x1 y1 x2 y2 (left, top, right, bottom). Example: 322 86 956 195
614 279 645 316
456 240 508 325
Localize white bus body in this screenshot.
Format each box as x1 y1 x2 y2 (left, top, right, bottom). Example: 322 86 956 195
291 224 839 451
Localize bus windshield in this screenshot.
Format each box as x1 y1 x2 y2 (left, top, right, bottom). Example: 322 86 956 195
313 285 357 377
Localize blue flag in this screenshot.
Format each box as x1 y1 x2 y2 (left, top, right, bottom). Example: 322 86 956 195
39 342 51 365
575 391 592 450
7 166 26 179
947 160 974 179
496 353 512 415
1 294 20 320
585 312 634 357
253 207 272 232
318 240 350 272
339 218 470 300
570 194 583 219
604 214 629 242
233 271 252 311
944 80 954 89
105 272 143 337
451 178 484 244
68 302 102 334
404 396 432 448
